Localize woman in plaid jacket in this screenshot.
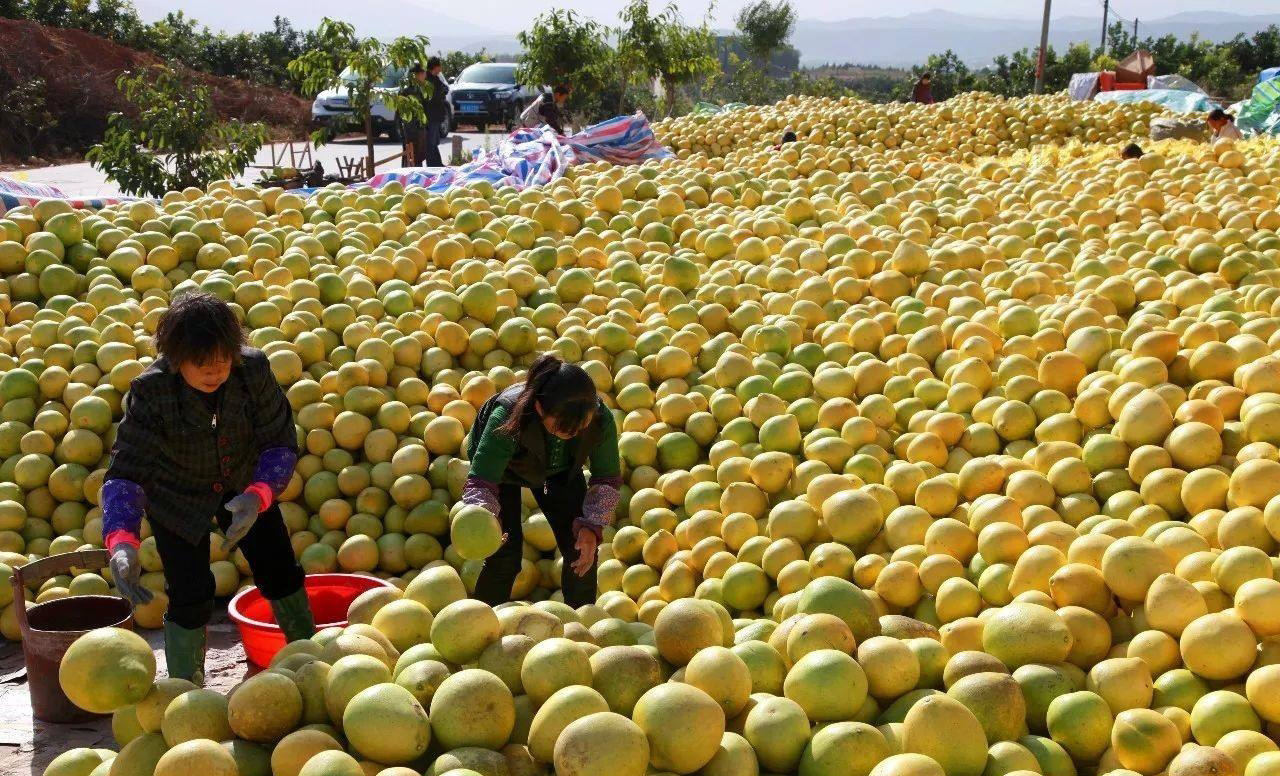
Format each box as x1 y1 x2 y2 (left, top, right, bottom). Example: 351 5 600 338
102 292 312 683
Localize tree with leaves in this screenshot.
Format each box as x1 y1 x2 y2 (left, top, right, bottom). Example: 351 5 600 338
734 0 796 74
86 66 266 197
516 10 612 121
288 18 431 175
615 0 666 114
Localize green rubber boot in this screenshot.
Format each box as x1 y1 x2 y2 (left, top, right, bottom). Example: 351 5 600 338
270 586 316 643
163 619 207 685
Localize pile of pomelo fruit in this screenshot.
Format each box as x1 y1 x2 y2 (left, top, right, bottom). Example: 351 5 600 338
13 90 1280 776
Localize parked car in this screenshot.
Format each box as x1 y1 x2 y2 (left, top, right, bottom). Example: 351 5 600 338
448 62 537 132
312 65 452 141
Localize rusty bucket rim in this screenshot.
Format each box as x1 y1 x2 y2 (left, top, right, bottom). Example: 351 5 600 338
21 593 134 636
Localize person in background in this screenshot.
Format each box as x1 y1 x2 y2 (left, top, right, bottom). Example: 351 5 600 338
1207 108 1243 140
400 64 430 166
912 73 936 104
1121 143 1145 160
103 292 310 683
539 84 571 135
774 130 797 150
463 354 621 607
423 57 449 167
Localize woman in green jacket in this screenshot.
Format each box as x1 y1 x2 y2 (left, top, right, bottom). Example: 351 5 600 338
463 354 620 607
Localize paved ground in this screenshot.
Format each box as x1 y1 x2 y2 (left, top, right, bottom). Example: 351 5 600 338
9 131 496 198
1 612 252 776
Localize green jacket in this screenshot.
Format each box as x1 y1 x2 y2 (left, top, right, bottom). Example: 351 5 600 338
467 385 619 488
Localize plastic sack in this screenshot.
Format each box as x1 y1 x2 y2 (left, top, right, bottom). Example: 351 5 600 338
1237 79 1280 134
1068 72 1100 101
518 93 544 128
1149 117 1209 142
1147 74 1205 94
1094 88 1220 115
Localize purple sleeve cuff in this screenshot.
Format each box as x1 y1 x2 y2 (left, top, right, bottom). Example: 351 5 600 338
462 475 501 515
573 519 604 543
581 478 620 528
102 479 146 541
253 446 297 495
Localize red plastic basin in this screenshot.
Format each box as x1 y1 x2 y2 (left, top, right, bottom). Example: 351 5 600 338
228 573 397 667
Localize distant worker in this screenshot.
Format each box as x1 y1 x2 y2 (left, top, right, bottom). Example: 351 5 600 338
1207 108 1243 140
423 57 450 167
912 73 936 104
401 64 430 166
539 84 571 135
774 130 797 150
1120 143 1144 160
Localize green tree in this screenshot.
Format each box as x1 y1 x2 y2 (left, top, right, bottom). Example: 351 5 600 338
288 18 430 174
615 0 665 113
86 66 267 197
0 78 57 159
653 6 719 116
899 50 975 101
734 0 796 73
516 10 612 121
437 49 493 81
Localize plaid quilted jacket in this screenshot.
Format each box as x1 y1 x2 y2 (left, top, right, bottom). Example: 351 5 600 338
105 347 298 544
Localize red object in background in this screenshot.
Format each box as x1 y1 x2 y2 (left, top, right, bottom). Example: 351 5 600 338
229 573 397 666
1111 81 1146 91
1098 71 1117 91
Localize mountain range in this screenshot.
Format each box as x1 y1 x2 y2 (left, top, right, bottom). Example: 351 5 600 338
131 2 1280 68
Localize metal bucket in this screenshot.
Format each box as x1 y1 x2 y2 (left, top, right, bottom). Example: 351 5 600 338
12 549 136 723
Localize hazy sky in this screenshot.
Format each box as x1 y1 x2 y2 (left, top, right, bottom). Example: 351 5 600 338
155 0 1280 34
443 0 1280 28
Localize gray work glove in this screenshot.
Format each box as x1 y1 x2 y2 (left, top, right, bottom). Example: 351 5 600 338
110 544 153 606
223 491 262 554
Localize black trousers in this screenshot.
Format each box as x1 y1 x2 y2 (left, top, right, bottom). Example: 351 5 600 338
473 469 597 608
151 497 305 629
403 123 428 166
424 119 446 167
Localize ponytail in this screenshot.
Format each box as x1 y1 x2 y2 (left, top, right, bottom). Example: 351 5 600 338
499 354 598 437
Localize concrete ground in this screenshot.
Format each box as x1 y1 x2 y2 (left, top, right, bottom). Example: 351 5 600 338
9 131 495 198
1 612 251 776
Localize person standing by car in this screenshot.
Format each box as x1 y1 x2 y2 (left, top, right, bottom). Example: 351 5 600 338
400 64 430 166
539 84 571 135
423 57 449 167
103 292 311 684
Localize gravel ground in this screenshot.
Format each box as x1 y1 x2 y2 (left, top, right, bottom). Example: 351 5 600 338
1 611 252 776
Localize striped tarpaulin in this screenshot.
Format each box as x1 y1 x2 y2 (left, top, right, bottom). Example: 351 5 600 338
0 175 138 217
367 112 672 192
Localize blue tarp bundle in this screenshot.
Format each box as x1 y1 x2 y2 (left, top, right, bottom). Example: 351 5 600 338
1093 88 1221 115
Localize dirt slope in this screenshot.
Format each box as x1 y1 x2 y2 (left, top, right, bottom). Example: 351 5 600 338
0 18 309 159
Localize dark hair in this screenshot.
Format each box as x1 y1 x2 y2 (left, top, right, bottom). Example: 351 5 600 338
500 354 598 436
553 84 571 96
781 130 797 144
427 56 441 70
156 292 245 368
410 63 425 75
1208 108 1234 122
920 73 932 80
1121 143 1144 159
